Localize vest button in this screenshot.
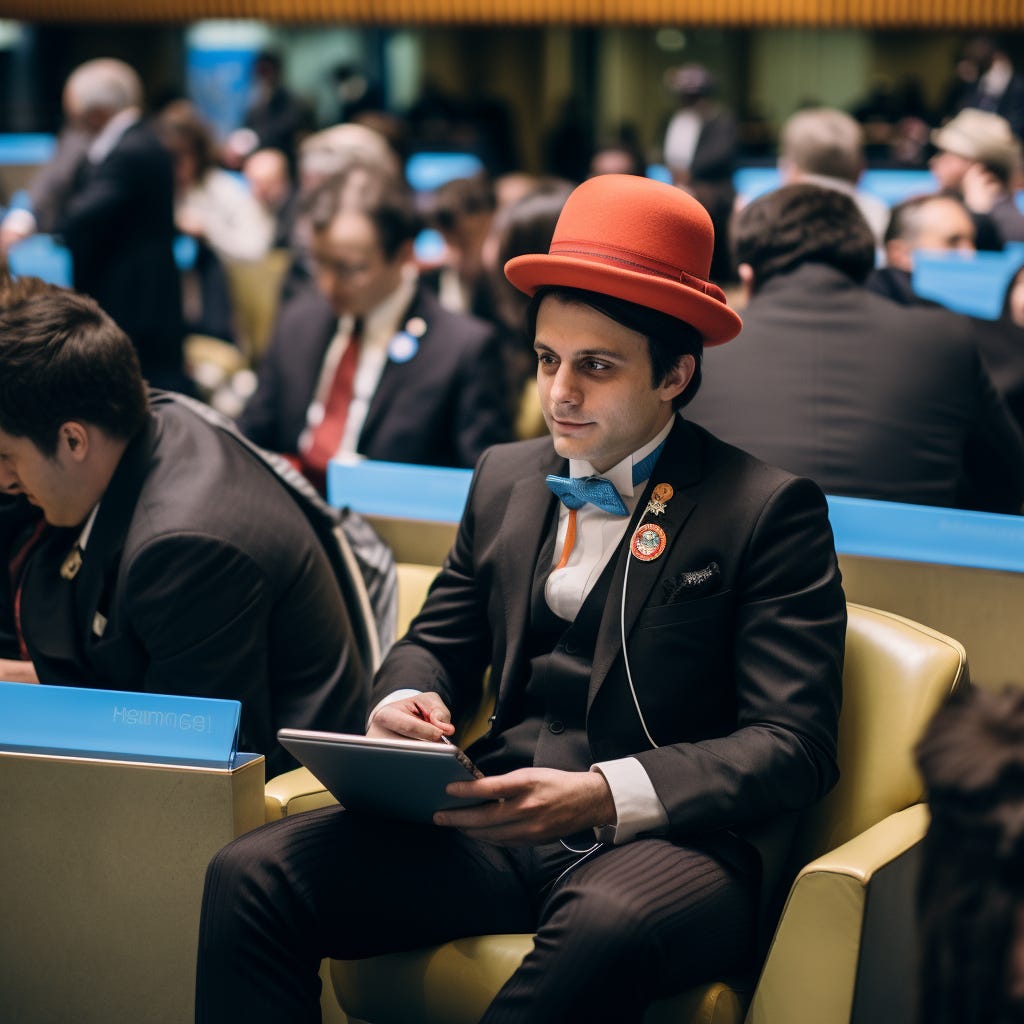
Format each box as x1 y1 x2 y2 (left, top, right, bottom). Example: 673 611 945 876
548 720 565 734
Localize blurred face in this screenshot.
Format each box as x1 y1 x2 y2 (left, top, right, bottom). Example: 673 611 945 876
915 198 976 253
929 150 974 191
1009 270 1024 328
310 210 408 318
534 296 691 473
0 426 86 527
244 151 289 208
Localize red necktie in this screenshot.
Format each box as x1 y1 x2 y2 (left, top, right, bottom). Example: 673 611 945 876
9 518 47 661
300 321 362 492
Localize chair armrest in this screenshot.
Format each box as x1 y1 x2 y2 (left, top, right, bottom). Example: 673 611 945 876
264 766 338 822
746 804 928 1024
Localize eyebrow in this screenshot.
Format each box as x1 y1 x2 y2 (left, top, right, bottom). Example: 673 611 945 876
533 340 624 359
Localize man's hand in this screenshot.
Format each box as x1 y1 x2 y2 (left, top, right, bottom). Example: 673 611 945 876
962 162 1002 214
0 658 39 683
435 767 616 846
0 217 33 255
366 691 455 743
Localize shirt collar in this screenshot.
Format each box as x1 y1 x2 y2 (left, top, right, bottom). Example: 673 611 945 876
568 416 675 498
88 107 141 164
76 503 101 552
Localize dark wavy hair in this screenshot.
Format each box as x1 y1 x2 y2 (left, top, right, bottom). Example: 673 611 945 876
734 183 876 289
915 685 1024 1024
0 284 148 455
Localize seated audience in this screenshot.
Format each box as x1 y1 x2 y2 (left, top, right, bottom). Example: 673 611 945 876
916 685 1024 1024
0 279 372 774
777 106 890 245
866 192 977 305
237 164 514 488
930 108 1024 247
243 147 298 250
686 184 1024 513
195 172 845 1024
422 172 500 323
972 266 1024 437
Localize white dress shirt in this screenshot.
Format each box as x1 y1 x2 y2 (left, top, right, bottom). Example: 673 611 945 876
301 270 418 463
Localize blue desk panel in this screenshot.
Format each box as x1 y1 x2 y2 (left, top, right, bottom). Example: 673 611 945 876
0 132 56 165
330 460 1024 574
912 249 1024 320
0 682 242 767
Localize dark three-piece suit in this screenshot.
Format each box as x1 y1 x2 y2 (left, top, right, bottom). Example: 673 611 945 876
197 417 846 1023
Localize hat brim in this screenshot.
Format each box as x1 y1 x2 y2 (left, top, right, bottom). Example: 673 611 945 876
505 253 741 346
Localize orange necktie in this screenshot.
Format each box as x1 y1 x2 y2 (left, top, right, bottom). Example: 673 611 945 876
300 321 362 492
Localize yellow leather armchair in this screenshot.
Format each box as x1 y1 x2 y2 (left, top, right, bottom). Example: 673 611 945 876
313 603 965 1024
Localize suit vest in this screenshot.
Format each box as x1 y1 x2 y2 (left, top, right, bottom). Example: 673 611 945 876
474 519 620 777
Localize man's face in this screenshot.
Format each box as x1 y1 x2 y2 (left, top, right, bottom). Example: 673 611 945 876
913 198 977 253
0 426 84 527
929 150 974 191
534 296 691 474
310 210 407 318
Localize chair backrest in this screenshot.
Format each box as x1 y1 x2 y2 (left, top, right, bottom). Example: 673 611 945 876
788 602 967 870
223 248 291 364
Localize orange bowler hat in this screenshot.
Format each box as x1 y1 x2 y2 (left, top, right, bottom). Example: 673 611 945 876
505 174 741 345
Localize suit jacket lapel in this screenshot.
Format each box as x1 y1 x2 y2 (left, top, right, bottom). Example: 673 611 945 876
494 444 563 709
588 419 702 708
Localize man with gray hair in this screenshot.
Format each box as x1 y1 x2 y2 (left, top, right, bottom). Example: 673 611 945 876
778 106 889 244
0 59 185 389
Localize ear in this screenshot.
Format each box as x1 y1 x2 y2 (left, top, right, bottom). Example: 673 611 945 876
58 422 90 463
885 238 913 273
660 353 697 403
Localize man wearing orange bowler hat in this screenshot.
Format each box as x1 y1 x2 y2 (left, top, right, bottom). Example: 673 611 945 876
196 174 845 1023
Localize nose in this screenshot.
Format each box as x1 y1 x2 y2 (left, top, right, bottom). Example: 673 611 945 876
0 463 21 493
548 363 581 407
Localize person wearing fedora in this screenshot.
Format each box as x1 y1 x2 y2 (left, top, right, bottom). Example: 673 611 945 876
931 108 1024 247
195 174 846 1023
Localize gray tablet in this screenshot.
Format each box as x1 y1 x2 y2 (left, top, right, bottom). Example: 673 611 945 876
277 728 488 824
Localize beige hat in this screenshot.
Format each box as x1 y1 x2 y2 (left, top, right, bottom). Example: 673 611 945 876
931 108 1022 179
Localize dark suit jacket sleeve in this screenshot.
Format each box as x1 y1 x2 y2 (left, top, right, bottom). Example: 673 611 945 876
371 448 495 723
120 534 279 746
961 342 1024 513
58 142 143 253
634 476 845 837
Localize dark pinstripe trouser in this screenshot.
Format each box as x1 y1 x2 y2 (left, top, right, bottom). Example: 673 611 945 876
195 804 757 1024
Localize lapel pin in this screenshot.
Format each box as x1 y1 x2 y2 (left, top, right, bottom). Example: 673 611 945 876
388 330 419 364
60 544 83 581
405 316 427 338
630 522 667 562
645 482 674 517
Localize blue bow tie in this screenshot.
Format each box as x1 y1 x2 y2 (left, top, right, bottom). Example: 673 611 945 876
545 439 666 517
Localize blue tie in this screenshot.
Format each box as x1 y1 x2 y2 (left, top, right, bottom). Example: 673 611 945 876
545 440 666 516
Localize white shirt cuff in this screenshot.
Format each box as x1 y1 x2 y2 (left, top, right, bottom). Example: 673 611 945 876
367 688 422 729
591 757 668 845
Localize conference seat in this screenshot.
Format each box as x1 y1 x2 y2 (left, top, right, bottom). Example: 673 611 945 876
222 248 291 364
310 603 966 1024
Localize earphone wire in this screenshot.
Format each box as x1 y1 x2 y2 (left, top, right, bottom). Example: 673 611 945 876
620 525 660 750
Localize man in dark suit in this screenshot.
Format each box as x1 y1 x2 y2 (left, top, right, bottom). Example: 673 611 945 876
238 166 514 490
24 59 186 390
196 174 846 1022
687 184 1024 514
0 285 372 776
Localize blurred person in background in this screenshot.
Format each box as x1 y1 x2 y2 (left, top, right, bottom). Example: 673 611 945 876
243 147 298 250
238 164 513 487
686 184 1024 514
943 34 1024 144
422 172 499 323
866 192 977 305
0 59 186 391
916 685 1024 1024
930 108 1024 247
662 63 737 282
223 49 313 172
777 106 890 245
155 100 275 344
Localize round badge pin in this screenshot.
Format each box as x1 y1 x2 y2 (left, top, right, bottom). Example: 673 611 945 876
630 523 667 562
405 316 427 338
388 331 419 363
